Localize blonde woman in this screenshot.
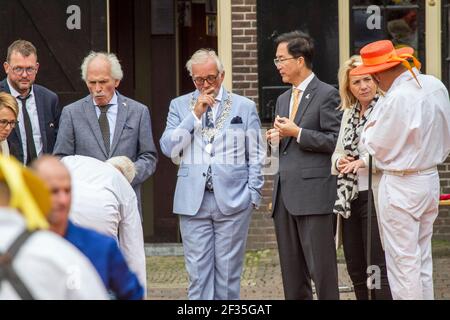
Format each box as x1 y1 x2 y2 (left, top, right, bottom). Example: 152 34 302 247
331 56 391 300
0 92 19 156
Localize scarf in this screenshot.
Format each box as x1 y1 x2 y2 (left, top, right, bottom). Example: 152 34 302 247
333 95 379 218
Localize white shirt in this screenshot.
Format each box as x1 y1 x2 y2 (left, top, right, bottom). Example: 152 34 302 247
292 72 315 143
0 208 108 300
357 139 370 191
93 92 118 146
0 140 9 156
61 155 146 289
8 80 43 164
363 69 450 171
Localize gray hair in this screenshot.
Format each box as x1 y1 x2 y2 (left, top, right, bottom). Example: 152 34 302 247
106 156 136 184
185 49 224 76
81 51 124 81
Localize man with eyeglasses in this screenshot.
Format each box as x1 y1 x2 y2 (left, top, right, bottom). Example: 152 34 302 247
0 40 60 165
160 49 264 300
54 51 158 216
266 31 342 300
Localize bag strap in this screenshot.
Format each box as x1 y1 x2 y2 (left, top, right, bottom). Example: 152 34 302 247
0 229 35 300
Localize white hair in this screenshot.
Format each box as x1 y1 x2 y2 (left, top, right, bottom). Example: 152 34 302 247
185 49 224 76
106 156 136 184
81 51 124 81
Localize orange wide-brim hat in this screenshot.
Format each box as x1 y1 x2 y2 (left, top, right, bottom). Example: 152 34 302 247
350 40 418 76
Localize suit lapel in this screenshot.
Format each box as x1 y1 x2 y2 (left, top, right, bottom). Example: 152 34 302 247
215 89 232 133
281 76 318 152
279 90 292 151
83 97 108 157
293 82 316 125
2 79 23 160
33 87 48 152
110 93 128 155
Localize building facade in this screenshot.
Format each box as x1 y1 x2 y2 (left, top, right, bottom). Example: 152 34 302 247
1 0 449 246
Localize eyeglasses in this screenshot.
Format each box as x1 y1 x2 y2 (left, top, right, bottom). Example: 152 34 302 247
11 66 38 76
192 73 220 86
0 119 18 129
273 57 300 67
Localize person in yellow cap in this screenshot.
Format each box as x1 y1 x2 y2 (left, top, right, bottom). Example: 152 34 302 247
0 155 108 300
351 40 450 300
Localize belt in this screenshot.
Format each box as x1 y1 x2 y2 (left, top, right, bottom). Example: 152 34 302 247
383 166 437 176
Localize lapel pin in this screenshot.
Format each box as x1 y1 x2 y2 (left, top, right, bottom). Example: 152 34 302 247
305 94 310 99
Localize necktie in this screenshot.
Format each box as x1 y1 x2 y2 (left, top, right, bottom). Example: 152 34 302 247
205 106 214 128
289 88 301 120
98 104 111 155
17 95 37 165
205 105 214 192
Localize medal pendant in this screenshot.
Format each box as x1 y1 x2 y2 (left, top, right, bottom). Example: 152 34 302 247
205 143 212 155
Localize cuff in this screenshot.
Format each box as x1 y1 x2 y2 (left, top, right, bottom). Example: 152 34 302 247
296 128 302 143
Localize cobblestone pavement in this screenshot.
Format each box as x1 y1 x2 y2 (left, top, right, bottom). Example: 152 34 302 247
147 249 450 300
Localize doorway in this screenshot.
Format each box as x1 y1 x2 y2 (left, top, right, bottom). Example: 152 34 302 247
109 0 217 243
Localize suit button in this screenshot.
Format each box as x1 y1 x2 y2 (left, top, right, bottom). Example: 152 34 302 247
203 173 206 177
283 152 288 155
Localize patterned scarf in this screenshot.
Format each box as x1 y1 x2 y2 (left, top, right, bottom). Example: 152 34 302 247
333 95 379 218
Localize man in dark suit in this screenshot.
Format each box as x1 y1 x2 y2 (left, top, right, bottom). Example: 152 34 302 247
266 31 342 300
53 51 158 212
1 40 60 165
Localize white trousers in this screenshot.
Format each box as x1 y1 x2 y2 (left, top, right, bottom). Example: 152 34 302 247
378 171 439 300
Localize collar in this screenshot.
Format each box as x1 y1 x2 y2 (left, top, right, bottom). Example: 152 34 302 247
92 91 118 107
388 67 420 93
215 86 224 103
7 78 34 99
293 72 315 92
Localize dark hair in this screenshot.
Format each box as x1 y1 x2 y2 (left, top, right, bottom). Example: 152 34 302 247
275 30 314 69
6 40 38 63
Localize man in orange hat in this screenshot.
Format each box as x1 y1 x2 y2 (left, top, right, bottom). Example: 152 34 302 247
351 40 450 299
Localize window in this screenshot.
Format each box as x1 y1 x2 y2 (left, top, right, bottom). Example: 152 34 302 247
350 0 425 68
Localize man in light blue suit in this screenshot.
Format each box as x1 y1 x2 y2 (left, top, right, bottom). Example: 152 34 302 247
160 49 264 300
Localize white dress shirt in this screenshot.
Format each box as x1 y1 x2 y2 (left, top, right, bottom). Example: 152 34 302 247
291 72 315 143
0 140 9 156
363 69 450 171
93 92 118 146
8 80 43 164
61 155 146 289
0 208 108 300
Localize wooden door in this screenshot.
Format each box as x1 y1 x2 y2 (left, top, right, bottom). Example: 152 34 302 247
0 0 107 107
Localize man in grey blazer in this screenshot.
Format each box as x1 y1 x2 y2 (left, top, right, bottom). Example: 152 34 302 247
160 49 264 300
266 31 342 300
53 52 157 211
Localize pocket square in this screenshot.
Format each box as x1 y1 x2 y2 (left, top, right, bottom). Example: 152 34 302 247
230 116 242 124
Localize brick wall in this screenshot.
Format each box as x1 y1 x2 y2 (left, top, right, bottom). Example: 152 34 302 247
231 0 450 250
438 158 450 241
231 0 277 250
